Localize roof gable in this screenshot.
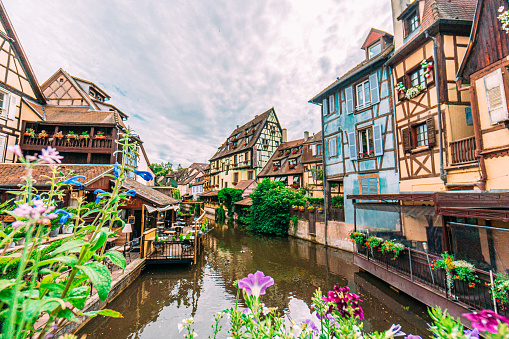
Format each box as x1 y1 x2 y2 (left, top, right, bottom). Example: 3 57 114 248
258 138 305 177
361 28 393 50
0 2 45 103
457 0 509 82
42 69 97 108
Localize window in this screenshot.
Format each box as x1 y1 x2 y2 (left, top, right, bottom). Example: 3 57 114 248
360 176 379 194
465 107 473 126
358 128 374 157
328 137 338 158
289 159 297 168
316 144 323 156
410 68 426 88
233 173 239 183
356 80 371 108
404 9 420 37
0 135 6 162
248 171 254 180
368 42 382 59
329 94 336 113
415 123 428 147
262 138 268 145
275 141 279 147
273 160 281 167
293 176 300 185
233 155 237 165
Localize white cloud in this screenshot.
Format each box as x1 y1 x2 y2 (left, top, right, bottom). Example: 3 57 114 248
4 0 393 166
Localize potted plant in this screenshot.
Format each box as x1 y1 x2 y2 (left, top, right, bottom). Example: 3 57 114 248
79 131 91 140
292 183 300 189
298 206 305 212
24 128 35 138
38 130 48 138
307 205 315 212
365 236 384 250
278 150 284 156
380 239 405 260
432 252 479 294
491 273 509 305
285 149 291 156
348 231 366 245
273 166 279 171
292 148 299 154
292 205 299 211
66 131 77 140
289 164 296 169
421 59 434 84
396 82 406 101
95 131 106 139
405 85 423 100
53 131 64 139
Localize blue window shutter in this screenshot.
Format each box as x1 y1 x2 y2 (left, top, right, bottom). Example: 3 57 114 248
336 134 341 156
348 132 357 160
369 178 378 194
345 86 354 114
322 99 328 116
373 124 383 156
369 72 380 104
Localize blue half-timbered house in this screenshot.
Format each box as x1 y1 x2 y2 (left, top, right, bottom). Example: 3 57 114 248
309 29 400 229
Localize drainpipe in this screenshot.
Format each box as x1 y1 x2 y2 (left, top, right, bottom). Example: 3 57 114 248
319 102 328 247
425 31 447 184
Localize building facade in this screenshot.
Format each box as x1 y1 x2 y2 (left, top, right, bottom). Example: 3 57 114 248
301 131 325 198
310 29 399 228
209 108 283 190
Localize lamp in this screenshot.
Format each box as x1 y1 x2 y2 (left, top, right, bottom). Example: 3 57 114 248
122 223 133 243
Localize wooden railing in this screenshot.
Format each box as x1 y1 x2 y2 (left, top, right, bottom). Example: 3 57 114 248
450 136 476 165
21 135 115 151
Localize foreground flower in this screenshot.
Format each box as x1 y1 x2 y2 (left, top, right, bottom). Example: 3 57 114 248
385 324 405 337
125 189 136 197
322 285 364 320
238 271 274 298
54 209 73 225
134 170 153 181
464 328 480 339
462 309 509 334
301 319 319 333
12 200 57 227
38 146 63 164
61 175 86 189
8 144 22 157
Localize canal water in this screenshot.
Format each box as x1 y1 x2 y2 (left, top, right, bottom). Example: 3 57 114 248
78 223 431 338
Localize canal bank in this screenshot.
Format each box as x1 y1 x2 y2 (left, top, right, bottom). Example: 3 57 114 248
77 223 432 338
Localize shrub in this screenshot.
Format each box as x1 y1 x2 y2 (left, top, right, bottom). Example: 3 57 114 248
246 178 306 236
215 206 226 222
217 188 243 217
307 197 324 206
331 195 344 208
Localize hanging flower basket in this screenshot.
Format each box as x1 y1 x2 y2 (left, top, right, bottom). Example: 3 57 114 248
307 206 315 212
405 85 423 100
24 128 36 138
53 131 64 139
298 206 305 212
292 205 299 211
37 130 48 138
66 132 77 140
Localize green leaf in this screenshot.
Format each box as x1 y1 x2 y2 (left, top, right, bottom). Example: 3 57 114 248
76 262 111 301
0 279 15 293
37 255 78 268
81 308 122 318
90 231 108 252
65 286 90 309
39 283 65 293
104 250 126 271
57 308 79 322
51 239 87 255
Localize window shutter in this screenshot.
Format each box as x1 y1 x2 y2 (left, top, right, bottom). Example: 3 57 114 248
0 135 6 162
328 137 337 157
402 128 412 153
322 98 328 116
7 94 17 120
311 144 316 156
484 69 508 124
348 132 357 160
345 86 354 114
1 93 8 118
368 177 378 194
426 117 436 147
369 72 380 104
373 124 383 155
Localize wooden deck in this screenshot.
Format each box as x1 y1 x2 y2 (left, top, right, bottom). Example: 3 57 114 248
145 240 195 264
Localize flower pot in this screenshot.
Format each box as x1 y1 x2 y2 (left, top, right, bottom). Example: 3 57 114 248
49 228 60 237
63 226 74 234
95 135 106 139
397 91 406 101
299 207 305 212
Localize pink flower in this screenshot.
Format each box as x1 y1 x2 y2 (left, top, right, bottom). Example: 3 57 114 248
238 271 274 298
463 309 509 334
12 220 24 229
7 145 22 157
38 146 63 165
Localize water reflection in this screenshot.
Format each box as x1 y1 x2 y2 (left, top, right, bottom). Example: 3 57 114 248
78 223 431 338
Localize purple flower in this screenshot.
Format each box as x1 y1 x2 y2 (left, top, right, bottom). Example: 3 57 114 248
12 220 24 229
8 145 22 157
322 285 364 320
464 328 480 339
462 309 508 334
405 336 422 339
38 146 63 165
61 175 86 189
238 271 274 298
134 170 153 181
301 319 319 333
12 200 57 225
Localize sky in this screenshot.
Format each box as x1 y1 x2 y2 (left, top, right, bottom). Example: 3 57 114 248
3 0 393 167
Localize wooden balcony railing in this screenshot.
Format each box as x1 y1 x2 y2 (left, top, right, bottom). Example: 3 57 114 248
21 135 115 152
450 136 476 165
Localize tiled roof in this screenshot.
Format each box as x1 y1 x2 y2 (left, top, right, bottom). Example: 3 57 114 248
209 108 275 161
361 28 393 49
0 164 113 188
235 198 252 206
198 190 219 197
72 75 111 99
392 0 476 58
122 178 178 206
258 139 304 177
22 98 46 120
190 163 208 172
44 106 121 125
234 179 256 191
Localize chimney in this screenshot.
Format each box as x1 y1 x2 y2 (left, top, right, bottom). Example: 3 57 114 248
304 131 309 140
282 128 287 143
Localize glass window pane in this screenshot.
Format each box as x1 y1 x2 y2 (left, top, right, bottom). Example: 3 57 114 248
364 82 371 104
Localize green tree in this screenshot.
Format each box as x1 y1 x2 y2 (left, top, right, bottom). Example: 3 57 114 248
217 188 244 217
247 178 306 236
172 189 181 199
149 162 173 177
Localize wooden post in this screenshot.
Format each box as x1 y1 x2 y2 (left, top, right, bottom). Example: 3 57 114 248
141 205 145 258
193 220 198 265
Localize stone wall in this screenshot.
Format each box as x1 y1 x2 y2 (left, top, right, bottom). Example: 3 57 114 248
290 219 354 252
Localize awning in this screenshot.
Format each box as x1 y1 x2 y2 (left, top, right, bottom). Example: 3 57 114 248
355 203 436 217
144 204 179 214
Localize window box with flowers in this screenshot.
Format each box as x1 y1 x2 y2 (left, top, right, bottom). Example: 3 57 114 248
396 82 406 101
37 130 48 139
284 149 291 156
500 5 509 33
278 150 284 156
53 131 64 139
359 150 375 159
95 131 106 139
307 205 315 212
289 164 296 169
66 131 77 140
421 59 434 84
292 183 300 189
272 166 279 171
405 85 424 100
291 148 300 154
79 131 90 140
24 128 36 138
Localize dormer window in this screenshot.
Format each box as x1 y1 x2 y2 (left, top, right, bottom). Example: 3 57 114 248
368 42 381 59
404 8 420 37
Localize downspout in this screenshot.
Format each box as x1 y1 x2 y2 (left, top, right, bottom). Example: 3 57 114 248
425 31 447 184
319 103 328 247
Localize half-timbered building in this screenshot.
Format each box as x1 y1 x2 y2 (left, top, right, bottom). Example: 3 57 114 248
209 108 283 190
310 29 399 229
389 0 476 192
0 2 46 163
301 131 325 198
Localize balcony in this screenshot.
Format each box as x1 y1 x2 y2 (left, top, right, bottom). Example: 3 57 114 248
450 136 476 165
21 134 115 153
